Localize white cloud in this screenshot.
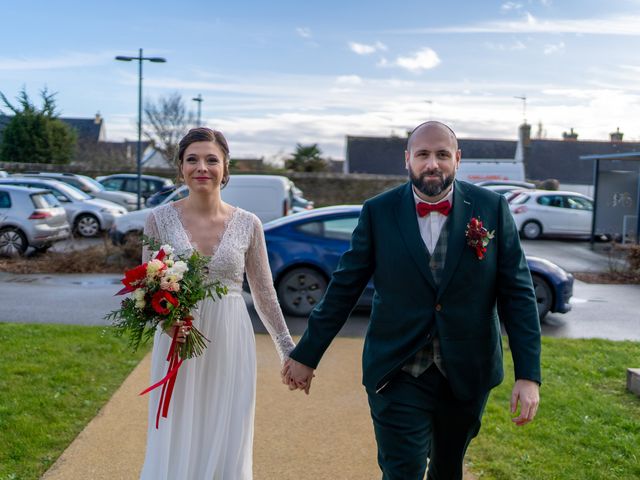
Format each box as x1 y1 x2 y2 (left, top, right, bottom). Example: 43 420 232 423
386 14 640 35
501 2 523 12
395 48 441 73
106 71 640 157
348 41 387 55
296 27 312 38
484 40 527 51
0 51 114 71
543 41 565 55
336 75 363 85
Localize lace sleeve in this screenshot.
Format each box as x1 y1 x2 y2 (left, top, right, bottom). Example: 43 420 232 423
142 210 160 263
245 215 295 363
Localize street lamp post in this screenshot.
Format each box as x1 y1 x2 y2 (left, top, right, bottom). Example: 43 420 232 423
192 94 203 126
115 48 166 210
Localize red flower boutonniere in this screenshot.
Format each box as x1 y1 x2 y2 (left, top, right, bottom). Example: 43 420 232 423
465 217 495 260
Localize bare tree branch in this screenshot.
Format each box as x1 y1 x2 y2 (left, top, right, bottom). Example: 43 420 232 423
143 92 194 166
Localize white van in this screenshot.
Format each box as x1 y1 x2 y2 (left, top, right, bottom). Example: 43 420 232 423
110 175 295 243
162 175 293 223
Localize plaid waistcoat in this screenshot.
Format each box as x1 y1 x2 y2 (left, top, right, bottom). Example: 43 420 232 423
402 216 450 377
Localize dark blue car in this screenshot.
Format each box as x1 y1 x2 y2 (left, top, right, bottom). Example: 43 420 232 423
263 205 573 319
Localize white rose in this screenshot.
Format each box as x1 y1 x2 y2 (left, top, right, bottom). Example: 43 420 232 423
159 244 174 256
172 260 188 274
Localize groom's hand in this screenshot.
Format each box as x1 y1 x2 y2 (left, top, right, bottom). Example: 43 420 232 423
510 379 540 426
281 358 315 395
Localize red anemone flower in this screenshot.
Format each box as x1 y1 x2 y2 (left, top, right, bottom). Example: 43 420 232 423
151 290 179 315
119 263 148 294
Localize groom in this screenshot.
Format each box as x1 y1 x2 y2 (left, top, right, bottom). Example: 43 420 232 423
282 121 541 479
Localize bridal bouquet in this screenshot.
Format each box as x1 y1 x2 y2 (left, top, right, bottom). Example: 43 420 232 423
105 237 227 428
105 236 227 359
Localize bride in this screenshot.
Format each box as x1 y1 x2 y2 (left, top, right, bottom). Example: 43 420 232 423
139 127 295 479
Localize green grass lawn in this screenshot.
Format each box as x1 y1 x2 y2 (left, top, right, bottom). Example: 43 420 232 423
0 323 148 480
468 337 640 480
0 328 638 480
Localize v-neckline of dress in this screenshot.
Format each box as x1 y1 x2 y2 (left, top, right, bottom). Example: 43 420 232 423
168 202 239 262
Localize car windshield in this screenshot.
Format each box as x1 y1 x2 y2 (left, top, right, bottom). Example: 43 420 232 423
80 175 105 191
510 193 530 205
47 181 92 201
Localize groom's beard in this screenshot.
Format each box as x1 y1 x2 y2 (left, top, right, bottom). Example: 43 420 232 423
409 167 455 197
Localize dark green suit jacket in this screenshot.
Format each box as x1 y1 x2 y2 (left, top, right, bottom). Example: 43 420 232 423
289 180 541 400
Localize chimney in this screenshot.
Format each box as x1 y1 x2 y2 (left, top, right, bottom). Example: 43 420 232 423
610 127 624 142
562 128 578 141
519 122 531 147
94 112 102 124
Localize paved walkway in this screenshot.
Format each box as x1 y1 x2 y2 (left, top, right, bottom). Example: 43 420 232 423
41 336 476 479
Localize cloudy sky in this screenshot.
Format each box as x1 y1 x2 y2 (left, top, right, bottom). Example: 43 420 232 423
2 0 639 161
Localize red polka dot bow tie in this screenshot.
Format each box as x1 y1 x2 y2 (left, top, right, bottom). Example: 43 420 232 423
416 200 451 217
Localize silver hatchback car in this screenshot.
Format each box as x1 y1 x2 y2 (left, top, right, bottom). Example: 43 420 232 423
0 185 71 256
0 178 127 237
17 172 139 211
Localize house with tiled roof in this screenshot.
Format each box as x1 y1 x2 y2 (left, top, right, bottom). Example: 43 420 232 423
518 124 640 195
345 125 640 196
0 112 105 143
345 134 522 182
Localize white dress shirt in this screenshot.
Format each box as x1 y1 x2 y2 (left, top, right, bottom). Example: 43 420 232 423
413 185 454 255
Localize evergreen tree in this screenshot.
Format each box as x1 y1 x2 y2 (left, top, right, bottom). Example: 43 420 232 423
0 88 76 164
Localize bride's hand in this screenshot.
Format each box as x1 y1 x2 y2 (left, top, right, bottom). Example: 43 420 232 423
167 320 191 344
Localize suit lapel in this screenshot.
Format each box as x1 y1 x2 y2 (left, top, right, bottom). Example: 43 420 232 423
437 180 473 297
394 182 437 290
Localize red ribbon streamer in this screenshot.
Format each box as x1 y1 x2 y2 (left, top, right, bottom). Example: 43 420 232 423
139 317 193 429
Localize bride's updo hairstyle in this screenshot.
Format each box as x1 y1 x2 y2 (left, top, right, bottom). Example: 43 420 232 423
176 127 231 188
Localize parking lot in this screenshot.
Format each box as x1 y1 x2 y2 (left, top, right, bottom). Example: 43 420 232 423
1 237 638 341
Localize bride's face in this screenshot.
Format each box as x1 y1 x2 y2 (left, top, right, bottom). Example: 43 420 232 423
181 141 226 193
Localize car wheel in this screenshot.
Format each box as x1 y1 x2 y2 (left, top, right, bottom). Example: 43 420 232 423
276 267 328 317
75 214 100 237
522 220 542 240
532 273 553 321
0 227 28 257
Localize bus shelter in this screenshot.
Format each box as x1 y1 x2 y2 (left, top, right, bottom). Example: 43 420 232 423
580 152 640 246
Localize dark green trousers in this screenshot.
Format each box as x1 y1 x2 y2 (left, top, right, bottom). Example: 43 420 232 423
367 366 489 480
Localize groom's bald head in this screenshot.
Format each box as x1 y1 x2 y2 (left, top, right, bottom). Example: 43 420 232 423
407 121 458 153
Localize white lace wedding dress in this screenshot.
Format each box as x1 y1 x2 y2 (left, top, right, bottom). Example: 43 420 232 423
139 203 295 480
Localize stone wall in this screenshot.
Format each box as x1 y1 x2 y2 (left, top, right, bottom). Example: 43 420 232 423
0 162 407 207
286 172 406 207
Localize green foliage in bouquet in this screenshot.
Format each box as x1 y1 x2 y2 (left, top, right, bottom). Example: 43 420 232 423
104 236 227 359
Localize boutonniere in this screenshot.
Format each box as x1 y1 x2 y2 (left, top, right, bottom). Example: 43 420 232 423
465 217 495 260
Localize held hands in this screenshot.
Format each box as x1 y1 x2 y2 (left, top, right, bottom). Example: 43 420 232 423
511 379 540 426
281 358 315 395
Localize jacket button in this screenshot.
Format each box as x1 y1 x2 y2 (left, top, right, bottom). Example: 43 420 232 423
435 304 442 312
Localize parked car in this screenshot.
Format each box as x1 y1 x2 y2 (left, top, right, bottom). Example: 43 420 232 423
110 175 299 244
145 185 178 208
482 184 534 197
0 185 71 256
16 172 138 211
0 178 127 237
0 170 8 178
509 190 594 239
291 185 314 212
475 180 536 189
261 205 573 320
96 174 174 201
